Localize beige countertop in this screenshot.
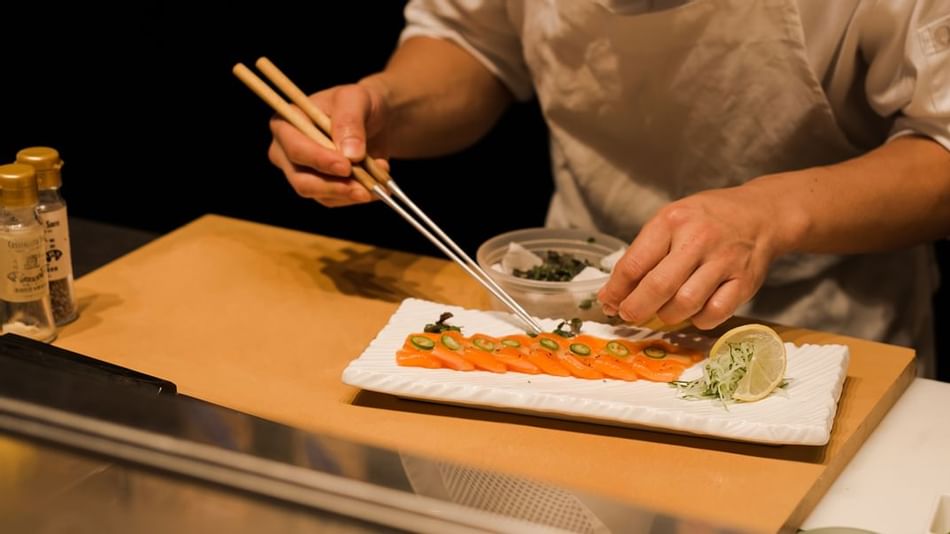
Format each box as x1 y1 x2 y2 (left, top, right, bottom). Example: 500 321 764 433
54 214 915 533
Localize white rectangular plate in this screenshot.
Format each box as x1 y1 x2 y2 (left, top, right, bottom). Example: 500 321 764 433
342 298 849 445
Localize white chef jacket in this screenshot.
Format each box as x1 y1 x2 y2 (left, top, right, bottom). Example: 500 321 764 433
400 0 950 376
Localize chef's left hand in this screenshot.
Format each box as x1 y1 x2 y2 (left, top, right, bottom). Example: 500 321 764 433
597 184 791 329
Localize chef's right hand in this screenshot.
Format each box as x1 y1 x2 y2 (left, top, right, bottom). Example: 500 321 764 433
268 82 390 207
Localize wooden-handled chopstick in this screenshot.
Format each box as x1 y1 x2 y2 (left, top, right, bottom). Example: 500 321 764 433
233 59 545 334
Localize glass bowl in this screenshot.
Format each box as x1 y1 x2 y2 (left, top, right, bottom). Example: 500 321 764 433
476 227 628 323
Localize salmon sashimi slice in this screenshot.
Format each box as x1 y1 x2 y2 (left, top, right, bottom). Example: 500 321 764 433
525 350 572 377
396 349 443 369
553 351 605 379
494 347 541 374
460 347 507 373
427 332 479 371
401 333 475 371
528 333 605 379
632 339 704 364
499 334 534 350
571 334 608 354
540 335 612 379
533 333 565 354
440 331 505 372
402 332 441 352
467 334 502 353
588 355 638 381
630 356 689 382
429 346 476 371
604 338 700 365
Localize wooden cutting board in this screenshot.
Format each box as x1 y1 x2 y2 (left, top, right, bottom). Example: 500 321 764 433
55 214 914 533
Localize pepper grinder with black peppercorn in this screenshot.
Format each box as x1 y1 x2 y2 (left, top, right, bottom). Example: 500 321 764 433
0 163 56 342
16 147 77 325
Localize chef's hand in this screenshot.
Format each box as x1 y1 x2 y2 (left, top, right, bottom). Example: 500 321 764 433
597 184 790 329
268 82 390 207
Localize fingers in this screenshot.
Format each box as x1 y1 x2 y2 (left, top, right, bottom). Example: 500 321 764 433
270 114 352 177
613 239 703 324
654 262 728 325
605 249 752 329
613 258 757 330
597 220 672 315
268 140 373 206
691 279 745 330
330 86 372 161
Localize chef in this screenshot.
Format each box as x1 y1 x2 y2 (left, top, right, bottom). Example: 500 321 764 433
268 0 950 376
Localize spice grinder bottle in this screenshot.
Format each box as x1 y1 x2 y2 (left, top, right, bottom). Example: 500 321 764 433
17 147 77 325
0 163 56 342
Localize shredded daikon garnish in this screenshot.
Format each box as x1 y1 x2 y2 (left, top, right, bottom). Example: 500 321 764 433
672 341 754 406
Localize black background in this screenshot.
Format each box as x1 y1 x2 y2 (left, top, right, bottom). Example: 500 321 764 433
2 2 552 255
1 2 946 378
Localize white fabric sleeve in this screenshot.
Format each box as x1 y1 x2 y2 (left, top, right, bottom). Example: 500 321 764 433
401 0 535 101
861 0 950 151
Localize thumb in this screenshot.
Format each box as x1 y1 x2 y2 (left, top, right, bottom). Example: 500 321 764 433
330 85 371 162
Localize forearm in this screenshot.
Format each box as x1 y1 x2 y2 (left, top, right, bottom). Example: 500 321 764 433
750 135 950 255
359 36 514 158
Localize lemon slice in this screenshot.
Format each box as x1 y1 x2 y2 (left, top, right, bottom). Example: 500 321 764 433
709 324 786 402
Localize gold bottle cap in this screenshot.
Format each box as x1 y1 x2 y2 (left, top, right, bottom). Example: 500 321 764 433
0 163 39 208
16 146 63 189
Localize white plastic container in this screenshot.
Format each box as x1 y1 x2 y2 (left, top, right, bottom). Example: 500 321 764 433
476 227 628 322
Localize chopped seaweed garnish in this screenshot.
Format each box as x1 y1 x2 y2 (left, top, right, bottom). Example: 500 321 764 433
423 312 462 334
513 251 600 282
552 318 583 338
